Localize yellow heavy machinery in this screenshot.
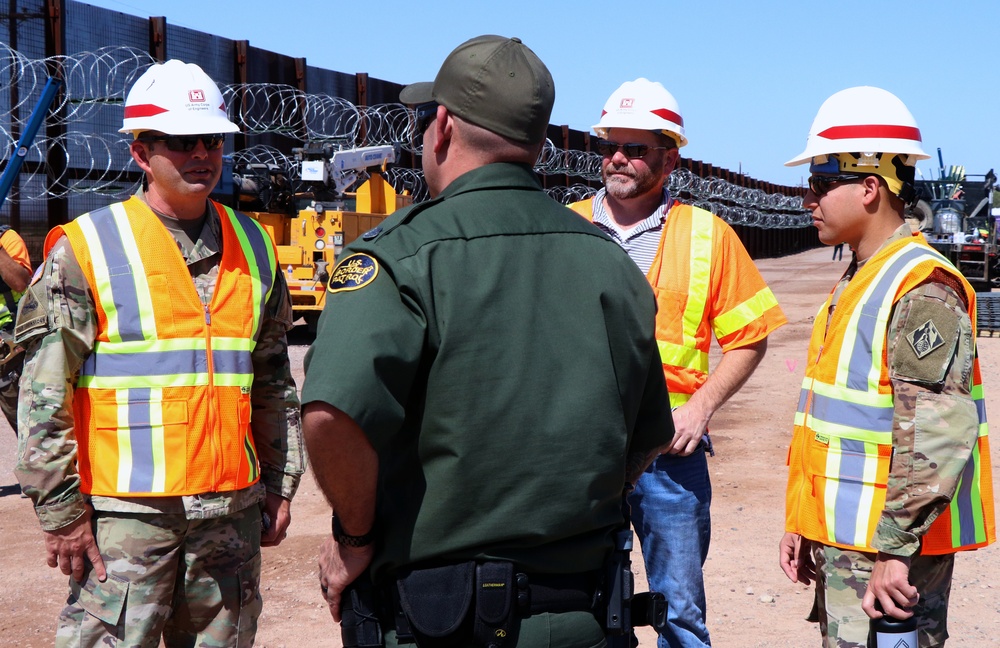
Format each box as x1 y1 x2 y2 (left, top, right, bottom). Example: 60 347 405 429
235 144 412 330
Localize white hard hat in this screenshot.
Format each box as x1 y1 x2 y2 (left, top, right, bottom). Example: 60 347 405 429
786 86 928 167
593 78 687 147
120 60 239 135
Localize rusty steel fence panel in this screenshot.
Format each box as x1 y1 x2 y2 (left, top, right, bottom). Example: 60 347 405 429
1 0 817 269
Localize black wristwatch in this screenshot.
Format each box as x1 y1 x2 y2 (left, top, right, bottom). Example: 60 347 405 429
332 515 375 548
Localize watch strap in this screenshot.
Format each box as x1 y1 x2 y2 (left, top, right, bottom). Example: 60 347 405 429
332 515 375 548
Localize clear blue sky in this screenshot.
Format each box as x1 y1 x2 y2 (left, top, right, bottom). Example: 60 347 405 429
79 0 1000 188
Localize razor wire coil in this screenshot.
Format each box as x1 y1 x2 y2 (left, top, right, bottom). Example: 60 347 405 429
0 44 808 227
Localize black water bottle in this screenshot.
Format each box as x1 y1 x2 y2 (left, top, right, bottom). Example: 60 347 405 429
867 601 918 648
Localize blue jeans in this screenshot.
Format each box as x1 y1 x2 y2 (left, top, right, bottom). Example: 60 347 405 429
628 451 712 648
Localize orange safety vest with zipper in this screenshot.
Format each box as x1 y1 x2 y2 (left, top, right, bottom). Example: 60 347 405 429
44 196 278 497
570 198 786 407
785 234 995 554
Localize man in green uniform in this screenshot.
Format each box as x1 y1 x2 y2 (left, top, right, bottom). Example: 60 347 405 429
14 60 305 647
302 35 673 647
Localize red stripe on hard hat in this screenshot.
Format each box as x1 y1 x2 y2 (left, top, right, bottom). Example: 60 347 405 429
651 108 683 127
124 103 169 119
817 124 922 142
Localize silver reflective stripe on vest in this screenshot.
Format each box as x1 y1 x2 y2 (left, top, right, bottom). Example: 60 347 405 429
954 448 981 547
846 245 950 391
123 386 158 492
810 389 894 432
78 203 153 342
801 243 948 438
832 437 870 546
79 345 252 380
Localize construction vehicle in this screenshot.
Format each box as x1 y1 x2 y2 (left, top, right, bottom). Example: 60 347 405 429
230 143 411 331
906 150 997 292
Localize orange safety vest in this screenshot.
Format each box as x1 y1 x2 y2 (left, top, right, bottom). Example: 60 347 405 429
785 234 995 554
45 196 278 496
570 198 785 407
0 227 29 328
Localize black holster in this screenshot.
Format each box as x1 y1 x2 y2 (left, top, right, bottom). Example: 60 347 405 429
393 561 523 648
362 560 600 647
341 574 384 648
600 489 670 647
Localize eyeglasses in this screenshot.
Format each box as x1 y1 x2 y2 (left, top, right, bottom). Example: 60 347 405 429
137 133 226 152
414 102 439 136
807 174 868 197
596 140 670 159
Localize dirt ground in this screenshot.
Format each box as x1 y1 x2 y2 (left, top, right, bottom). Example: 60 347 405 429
2 244 998 647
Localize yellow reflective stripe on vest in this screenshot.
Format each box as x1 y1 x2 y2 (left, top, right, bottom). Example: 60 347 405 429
681 207 713 348
713 286 780 339
0 288 22 327
222 205 276 341
669 391 692 409
656 339 709 374
115 388 167 493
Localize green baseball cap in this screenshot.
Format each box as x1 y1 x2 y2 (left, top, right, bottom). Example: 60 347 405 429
399 35 555 145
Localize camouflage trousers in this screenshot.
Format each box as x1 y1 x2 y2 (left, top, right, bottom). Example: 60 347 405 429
810 544 954 648
55 506 263 648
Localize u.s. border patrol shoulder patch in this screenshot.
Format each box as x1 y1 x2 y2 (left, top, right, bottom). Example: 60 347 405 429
907 319 946 359
328 253 379 293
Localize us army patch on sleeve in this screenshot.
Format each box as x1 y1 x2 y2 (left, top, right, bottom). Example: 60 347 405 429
907 319 945 359
327 253 379 293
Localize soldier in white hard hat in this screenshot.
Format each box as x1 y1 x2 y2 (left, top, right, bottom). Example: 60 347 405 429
780 86 996 647
13 60 305 647
570 78 787 648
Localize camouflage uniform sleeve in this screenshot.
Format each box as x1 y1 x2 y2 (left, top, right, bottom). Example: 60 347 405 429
13 236 98 531
250 269 305 500
873 278 979 556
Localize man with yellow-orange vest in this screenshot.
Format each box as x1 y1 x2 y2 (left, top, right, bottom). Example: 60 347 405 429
571 78 787 648
779 86 995 647
13 60 305 647
0 223 31 432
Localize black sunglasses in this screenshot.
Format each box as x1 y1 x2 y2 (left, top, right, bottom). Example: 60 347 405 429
137 133 226 152
807 174 869 197
596 140 669 159
414 102 439 136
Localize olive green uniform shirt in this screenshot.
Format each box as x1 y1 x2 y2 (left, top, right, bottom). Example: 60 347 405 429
14 194 305 531
302 162 672 580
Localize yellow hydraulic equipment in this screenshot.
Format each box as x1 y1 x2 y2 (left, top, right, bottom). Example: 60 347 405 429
240 145 411 330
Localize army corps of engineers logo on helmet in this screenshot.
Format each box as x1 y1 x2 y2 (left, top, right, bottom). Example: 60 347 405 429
327 253 379 293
